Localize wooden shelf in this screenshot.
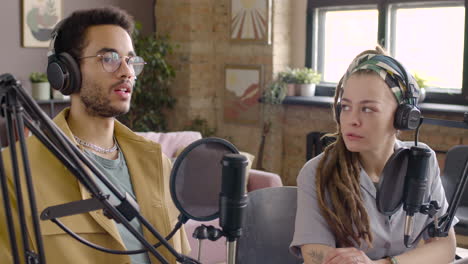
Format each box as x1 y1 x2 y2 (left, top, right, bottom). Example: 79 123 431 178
36 99 70 117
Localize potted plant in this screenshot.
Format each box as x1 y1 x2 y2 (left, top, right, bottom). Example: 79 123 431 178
278 68 296 96
293 67 321 97
118 22 176 132
262 80 287 104
29 72 50 100
413 73 427 103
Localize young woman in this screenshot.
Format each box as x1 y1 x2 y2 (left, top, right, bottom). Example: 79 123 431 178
290 47 456 264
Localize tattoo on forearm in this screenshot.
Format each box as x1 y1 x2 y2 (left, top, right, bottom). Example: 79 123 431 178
306 250 324 264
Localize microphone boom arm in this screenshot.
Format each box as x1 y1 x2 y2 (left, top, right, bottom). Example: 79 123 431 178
0 74 199 264
430 154 468 237
405 114 468 247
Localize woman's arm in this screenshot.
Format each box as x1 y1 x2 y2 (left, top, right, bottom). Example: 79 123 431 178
301 244 334 264
385 227 456 264
301 228 456 264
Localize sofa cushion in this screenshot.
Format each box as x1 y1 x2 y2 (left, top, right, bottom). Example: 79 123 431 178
137 131 260 192
136 131 202 158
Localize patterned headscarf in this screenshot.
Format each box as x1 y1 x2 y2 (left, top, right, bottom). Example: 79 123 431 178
340 54 420 105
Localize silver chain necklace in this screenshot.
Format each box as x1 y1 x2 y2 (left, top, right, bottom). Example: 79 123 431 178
74 135 118 154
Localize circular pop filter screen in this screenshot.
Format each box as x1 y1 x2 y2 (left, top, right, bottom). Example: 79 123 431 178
376 147 410 215
170 137 238 221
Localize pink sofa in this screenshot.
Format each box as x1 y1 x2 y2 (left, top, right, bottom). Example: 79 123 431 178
136 131 283 263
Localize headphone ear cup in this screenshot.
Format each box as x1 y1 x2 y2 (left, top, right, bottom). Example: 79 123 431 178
335 103 342 124
47 52 81 96
394 104 421 130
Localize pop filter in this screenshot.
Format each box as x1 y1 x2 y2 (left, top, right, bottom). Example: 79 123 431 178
170 137 239 221
376 147 410 215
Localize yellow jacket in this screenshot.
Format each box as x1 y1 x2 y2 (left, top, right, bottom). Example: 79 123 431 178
0 108 190 263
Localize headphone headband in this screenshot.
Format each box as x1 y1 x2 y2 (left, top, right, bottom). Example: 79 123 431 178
340 54 420 106
46 20 81 95
47 20 64 57
335 53 421 130
47 33 57 57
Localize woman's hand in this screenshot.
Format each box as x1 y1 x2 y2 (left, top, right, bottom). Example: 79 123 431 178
323 247 377 264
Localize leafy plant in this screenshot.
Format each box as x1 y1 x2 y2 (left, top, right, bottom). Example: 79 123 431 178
413 73 427 88
183 117 217 137
293 68 321 84
278 68 296 84
412 73 428 102
118 22 176 132
29 72 48 83
262 80 287 104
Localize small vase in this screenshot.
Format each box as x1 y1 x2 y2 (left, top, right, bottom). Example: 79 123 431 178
299 84 316 97
286 83 296 96
31 82 51 100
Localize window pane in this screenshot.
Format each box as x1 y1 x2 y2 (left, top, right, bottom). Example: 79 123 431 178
393 6 464 89
322 9 378 82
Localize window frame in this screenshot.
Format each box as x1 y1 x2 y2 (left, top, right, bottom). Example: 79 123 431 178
305 0 468 105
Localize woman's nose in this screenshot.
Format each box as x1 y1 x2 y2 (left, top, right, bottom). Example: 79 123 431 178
346 109 361 127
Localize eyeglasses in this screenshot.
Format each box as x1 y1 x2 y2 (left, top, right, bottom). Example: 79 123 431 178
80 51 146 76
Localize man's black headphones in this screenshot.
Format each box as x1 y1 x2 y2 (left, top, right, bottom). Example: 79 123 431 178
47 22 82 95
335 55 421 130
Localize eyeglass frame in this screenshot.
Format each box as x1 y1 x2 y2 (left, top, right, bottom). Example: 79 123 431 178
79 51 147 76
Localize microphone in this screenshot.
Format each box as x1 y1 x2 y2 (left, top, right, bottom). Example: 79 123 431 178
403 146 431 247
219 153 248 242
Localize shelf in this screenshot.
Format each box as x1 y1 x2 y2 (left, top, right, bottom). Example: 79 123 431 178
36 99 70 104
35 99 70 117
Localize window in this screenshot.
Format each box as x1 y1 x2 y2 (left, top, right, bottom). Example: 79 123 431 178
306 0 468 105
390 3 464 91
319 7 378 83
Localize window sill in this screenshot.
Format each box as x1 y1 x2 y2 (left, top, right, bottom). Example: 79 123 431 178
283 96 468 116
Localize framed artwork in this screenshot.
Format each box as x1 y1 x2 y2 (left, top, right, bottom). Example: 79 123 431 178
230 0 272 44
22 0 62 47
224 65 263 125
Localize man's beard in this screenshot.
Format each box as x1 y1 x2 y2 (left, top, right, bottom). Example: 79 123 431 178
80 78 130 118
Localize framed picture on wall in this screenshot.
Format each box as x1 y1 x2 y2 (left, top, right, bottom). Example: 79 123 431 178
224 65 263 125
22 0 62 48
230 0 272 44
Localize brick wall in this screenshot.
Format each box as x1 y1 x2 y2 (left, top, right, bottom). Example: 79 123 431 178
155 0 290 174
279 106 468 186
155 0 467 187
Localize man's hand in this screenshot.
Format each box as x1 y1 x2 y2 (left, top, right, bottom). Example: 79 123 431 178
323 247 377 264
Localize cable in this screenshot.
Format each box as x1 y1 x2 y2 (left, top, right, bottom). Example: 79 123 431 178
414 117 423 146
52 218 184 255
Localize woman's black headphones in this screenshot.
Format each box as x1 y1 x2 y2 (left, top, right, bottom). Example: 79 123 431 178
335 55 421 130
46 22 82 95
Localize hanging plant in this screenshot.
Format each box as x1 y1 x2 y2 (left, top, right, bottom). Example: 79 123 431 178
118 22 176 132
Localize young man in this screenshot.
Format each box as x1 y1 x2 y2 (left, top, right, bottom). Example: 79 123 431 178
0 7 189 264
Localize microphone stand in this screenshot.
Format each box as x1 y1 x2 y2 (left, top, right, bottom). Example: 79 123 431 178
423 115 468 237
193 153 248 264
0 74 200 264
425 115 468 239
431 153 468 237
404 114 468 246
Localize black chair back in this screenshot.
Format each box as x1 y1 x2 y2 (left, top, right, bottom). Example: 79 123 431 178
237 187 302 264
306 132 336 160
441 145 468 235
